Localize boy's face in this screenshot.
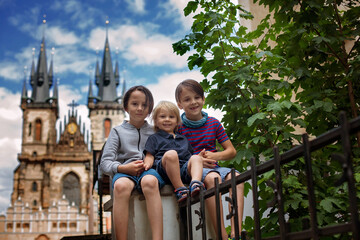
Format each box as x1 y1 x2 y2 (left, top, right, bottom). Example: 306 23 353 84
177 87 205 121
155 108 178 134
126 90 149 123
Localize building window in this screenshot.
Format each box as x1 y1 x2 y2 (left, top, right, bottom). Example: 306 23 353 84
35 119 42 141
33 199 37 206
62 172 80 207
32 181 38 191
28 123 32 136
104 119 111 138
60 222 66 228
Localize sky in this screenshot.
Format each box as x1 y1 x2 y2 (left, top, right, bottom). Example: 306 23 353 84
0 0 226 214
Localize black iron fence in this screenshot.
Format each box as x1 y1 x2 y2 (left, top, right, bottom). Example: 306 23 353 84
179 112 360 240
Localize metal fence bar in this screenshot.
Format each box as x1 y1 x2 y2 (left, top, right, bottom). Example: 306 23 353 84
251 157 262 240
231 168 240 239
198 186 207 240
338 112 360 240
273 146 286 240
302 134 319 240
186 192 193 240
214 177 222 239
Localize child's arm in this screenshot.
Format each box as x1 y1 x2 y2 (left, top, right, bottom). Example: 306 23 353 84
143 152 155 171
201 139 237 168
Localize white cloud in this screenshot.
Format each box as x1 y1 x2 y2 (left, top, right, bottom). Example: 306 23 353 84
89 24 189 69
124 0 146 14
0 63 22 81
0 88 22 211
47 26 80 45
159 0 196 31
51 0 98 30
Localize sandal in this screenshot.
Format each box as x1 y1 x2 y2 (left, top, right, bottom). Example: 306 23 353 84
174 187 189 203
189 180 205 197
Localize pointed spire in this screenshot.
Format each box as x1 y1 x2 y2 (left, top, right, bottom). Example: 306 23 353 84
95 19 119 102
21 66 28 99
114 47 120 85
30 48 36 87
48 48 54 87
121 69 126 97
95 49 100 86
88 67 94 99
29 17 53 103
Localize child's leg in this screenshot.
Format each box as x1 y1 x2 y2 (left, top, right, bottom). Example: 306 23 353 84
187 155 203 181
225 172 244 238
113 177 135 240
203 172 228 240
140 174 163 240
161 150 185 189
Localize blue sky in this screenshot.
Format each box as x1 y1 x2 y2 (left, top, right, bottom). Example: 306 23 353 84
0 0 218 213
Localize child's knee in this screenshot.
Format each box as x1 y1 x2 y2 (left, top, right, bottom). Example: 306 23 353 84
204 172 222 186
141 175 159 192
162 150 178 165
113 179 133 196
190 155 202 164
164 150 178 159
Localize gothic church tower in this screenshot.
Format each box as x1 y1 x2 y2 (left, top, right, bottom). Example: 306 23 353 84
16 33 59 209
88 21 125 152
6 21 93 239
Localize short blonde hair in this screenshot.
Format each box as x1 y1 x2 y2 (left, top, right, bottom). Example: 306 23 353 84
152 101 181 132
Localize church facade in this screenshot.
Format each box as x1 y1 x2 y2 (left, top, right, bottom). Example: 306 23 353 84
0 22 125 240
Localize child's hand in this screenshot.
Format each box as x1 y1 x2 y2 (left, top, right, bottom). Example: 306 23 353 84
202 157 218 168
125 160 145 176
143 161 153 171
199 150 218 168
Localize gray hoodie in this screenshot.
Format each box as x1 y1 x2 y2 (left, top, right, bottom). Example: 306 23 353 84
100 120 154 177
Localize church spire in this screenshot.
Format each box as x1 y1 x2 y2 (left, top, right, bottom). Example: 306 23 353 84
30 18 53 103
114 48 120 86
48 48 54 86
21 66 28 100
94 19 119 102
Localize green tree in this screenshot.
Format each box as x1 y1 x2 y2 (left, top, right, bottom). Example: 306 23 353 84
173 0 359 238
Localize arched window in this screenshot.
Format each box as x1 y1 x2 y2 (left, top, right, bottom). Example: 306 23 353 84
104 118 111 138
33 199 37 206
62 172 80 207
35 119 42 141
32 181 38 192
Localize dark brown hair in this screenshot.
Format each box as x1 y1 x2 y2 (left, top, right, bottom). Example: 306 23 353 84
123 85 154 114
175 79 204 102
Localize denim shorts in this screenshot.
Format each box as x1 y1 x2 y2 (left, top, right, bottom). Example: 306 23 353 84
156 160 191 184
112 168 166 192
202 166 239 182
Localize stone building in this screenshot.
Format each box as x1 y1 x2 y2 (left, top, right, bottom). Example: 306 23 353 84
0 21 125 239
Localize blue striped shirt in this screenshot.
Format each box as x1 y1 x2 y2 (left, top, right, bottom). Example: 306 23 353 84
178 116 229 154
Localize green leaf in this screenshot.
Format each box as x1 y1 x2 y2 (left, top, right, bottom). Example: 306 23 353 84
320 198 334 213
184 1 198 16
247 112 267 127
